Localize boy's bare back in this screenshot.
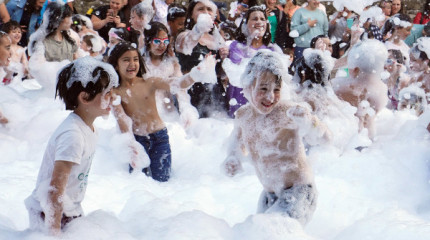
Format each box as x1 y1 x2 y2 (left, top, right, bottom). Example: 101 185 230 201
235 101 314 194
115 77 167 136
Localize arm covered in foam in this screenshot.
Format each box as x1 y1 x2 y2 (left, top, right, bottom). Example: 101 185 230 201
222 122 244 177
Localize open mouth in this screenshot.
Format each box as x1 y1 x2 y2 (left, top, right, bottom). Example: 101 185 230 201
261 102 273 108
126 68 136 74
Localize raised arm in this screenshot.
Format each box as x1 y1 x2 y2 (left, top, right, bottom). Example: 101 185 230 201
175 14 214 55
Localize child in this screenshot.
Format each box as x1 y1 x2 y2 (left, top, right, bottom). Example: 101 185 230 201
1 21 29 79
80 33 105 59
166 4 186 38
143 21 199 126
24 57 119 235
108 41 215 182
409 37 430 93
332 39 388 140
0 31 12 124
222 50 330 225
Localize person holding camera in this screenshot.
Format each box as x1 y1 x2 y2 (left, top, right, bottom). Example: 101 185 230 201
91 0 127 42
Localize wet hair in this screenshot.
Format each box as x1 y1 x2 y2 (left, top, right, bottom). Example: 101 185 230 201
387 49 405 65
109 27 140 46
422 0 430 23
424 22 430 37
56 63 111 110
1 21 22 33
71 14 93 33
310 35 327 49
219 21 237 40
331 41 349 59
184 0 217 30
235 6 271 46
82 34 96 53
238 0 258 7
108 41 146 83
167 4 187 22
382 13 411 37
25 0 43 14
131 1 155 19
144 21 170 58
294 55 325 87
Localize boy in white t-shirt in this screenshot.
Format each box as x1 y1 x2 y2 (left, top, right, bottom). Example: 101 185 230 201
24 57 118 235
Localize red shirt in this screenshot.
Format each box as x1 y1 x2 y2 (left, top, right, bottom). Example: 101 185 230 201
413 12 430 25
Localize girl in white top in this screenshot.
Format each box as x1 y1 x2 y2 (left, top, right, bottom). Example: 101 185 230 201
24 57 118 236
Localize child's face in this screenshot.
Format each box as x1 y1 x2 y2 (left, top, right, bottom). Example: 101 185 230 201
247 11 266 38
409 53 429 72
108 37 121 48
150 30 169 56
130 11 144 30
168 16 186 36
395 26 412 40
0 36 11 67
250 71 281 114
117 50 140 80
58 16 72 31
8 28 22 44
381 2 391 16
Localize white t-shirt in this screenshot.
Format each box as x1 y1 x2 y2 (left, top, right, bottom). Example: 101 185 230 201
25 113 97 217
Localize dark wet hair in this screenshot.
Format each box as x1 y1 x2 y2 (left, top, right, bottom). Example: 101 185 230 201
235 6 271 46
82 34 96 53
310 35 327 49
108 41 146 83
1 21 22 33
25 0 43 14
294 55 326 87
382 13 411 36
331 41 350 59
219 21 237 40
56 64 111 110
387 49 405 64
167 4 187 22
110 27 140 46
144 21 170 58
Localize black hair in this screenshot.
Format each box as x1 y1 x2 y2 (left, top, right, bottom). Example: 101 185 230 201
235 6 271 46
239 0 258 7
108 41 146 84
219 21 237 40
167 4 187 22
56 64 111 110
424 22 430 36
109 27 140 46
310 35 327 48
1 21 22 33
422 0 430 24
387 49 405 65
25 0 43 14
144 21 170 58
382 13 411 37
331 41 350 59
294 55 326 87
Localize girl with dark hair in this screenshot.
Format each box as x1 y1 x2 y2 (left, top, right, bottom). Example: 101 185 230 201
383 13 412 66
28 2 77 62
109 41 211 181
143 21 201 126
227 6 283 118
6 0 45 46
413 0 430 25
175 0 229 118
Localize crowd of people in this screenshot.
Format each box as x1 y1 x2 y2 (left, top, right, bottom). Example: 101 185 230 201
0 0 430 236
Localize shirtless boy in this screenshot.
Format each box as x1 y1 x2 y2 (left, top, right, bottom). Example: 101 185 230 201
223 50 330 225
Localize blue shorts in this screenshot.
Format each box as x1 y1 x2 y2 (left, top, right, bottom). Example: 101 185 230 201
131 128 172 182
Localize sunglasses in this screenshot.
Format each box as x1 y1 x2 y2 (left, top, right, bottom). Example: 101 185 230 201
152 37 170 45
